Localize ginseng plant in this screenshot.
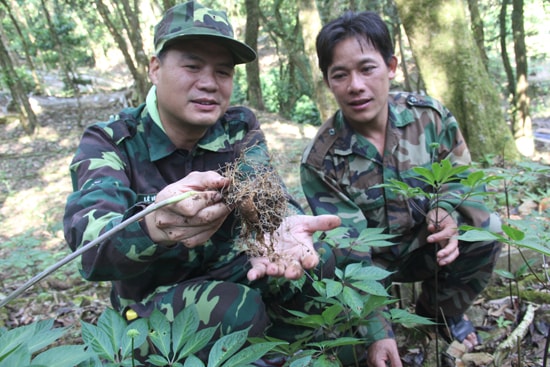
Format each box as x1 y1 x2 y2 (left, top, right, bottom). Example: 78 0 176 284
376 145 499 365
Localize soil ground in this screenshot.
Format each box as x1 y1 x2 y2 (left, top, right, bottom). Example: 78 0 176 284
0 89 549 366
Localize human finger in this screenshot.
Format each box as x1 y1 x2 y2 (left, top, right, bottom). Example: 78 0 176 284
157 201 229 228
172 191 226 217
266 261 285 277
299 214 342 234
247 258 268 281
300 252 319 270
284 259 304 279
436 237 460 266
181 170 229 191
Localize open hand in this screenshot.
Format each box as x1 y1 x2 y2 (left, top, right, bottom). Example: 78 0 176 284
247 214 341 281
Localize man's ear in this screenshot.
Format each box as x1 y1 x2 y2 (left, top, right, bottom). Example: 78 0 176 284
388 56 398 79
149 56 160 84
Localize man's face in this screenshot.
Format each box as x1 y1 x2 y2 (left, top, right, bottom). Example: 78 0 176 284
326 36 397 131
149 39 235 130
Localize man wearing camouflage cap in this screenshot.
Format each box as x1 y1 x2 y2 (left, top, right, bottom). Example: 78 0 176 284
64 0 340 362
301 10 502 367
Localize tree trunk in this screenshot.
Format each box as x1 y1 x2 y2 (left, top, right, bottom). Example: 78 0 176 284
395 0 518 162
1 0 42 93
0 33 37 134
39 0 83 125
117 0 150 96
512 0 532 157
260 0 312 119
298 0 337 122
467 0 489 71
500 0 516 107
95 0 150 104
244 0 264 110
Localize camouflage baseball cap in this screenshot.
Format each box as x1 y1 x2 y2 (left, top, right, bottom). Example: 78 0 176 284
154 1 256 64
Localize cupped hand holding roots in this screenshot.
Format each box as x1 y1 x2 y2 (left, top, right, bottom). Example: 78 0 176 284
246 214 342 281
223 149 341 281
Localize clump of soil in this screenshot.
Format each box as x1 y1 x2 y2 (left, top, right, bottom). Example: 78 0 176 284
222 147 289 260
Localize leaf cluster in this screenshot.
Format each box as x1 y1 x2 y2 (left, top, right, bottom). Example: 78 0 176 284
0 305 285 367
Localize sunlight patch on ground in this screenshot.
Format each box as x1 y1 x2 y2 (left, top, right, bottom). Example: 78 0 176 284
0 156 72 241
260 119 320 210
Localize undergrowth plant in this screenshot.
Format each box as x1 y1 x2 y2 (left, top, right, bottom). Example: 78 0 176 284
247 227 434 366
0 305 284 367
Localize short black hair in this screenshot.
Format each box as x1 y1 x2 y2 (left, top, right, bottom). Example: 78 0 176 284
316 11 394 80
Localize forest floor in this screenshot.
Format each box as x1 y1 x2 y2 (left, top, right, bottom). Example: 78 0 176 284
0 86 549 366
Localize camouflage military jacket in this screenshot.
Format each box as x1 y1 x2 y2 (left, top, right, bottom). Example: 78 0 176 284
63 88 295 310
301 92 496 343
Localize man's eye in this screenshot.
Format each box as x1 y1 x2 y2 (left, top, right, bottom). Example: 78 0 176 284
362 66 375 73
185 64 200 71
218 70 232 77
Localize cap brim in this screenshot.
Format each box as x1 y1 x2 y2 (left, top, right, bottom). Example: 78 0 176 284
157 34 257 64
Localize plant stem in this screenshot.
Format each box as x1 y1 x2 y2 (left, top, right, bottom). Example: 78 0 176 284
0 191 198 308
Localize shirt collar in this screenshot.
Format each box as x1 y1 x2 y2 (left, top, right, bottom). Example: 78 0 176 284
146 85 165 133
144 86 231 161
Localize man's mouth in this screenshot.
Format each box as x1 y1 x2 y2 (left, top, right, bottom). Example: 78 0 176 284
349 98 371 107
193 98 218 106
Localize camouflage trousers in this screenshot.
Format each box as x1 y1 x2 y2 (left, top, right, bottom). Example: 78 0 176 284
374 234 502 320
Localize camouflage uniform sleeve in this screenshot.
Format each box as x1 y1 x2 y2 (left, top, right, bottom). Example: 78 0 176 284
63 120 167 281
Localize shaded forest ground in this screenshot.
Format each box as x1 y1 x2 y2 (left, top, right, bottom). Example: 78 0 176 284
0 82 550 365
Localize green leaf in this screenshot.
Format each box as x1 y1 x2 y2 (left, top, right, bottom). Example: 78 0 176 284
26 320 69 354
356 228 396 248
31 345 91 367
0 322 36 358
342 286 364 316
494 269 515 280
120 318 149 359
389 308 435 328
312 280 326 297
147 354 171 366
221 342 285 367
172 305 201 356
321 304 344 325
183 354 206 367
513 241 550 257
307 337 363 349
460 170 486 188
323 279 343 298
344 264 392 282
352 280 390 297
80 321 116 361
0 344 30 367
96 308 127 356
284 310 325 328
148 309 172 357
176 326 218 361
289 354 313 367
502 224 525 241
311 353 341 367
412 166 435 184
457 229 500 242
207 328 249 367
